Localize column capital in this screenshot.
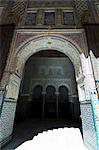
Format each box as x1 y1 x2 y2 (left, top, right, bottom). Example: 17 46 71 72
55 92 59 95
42 91 46 95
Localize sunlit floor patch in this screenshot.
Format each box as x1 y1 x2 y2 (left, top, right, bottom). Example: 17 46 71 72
15 127 88 150
2 119 82 150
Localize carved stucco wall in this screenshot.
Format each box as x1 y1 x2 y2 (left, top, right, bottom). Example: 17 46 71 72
13 29 88 57
21 57 78 97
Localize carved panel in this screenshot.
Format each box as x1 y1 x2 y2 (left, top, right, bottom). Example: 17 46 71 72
21 57 77 95
28 1 72 8
14 31 86 56
39 66 64 77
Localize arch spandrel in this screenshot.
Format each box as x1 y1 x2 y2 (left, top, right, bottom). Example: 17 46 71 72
15 34 82 77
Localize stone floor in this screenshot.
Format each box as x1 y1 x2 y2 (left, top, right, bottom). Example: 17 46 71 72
2 118 82 150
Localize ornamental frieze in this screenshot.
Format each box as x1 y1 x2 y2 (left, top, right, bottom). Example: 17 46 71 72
14 29 88 56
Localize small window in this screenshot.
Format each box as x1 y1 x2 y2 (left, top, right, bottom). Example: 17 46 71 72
63 12 75 25
25 12 36 25
44 11 55 25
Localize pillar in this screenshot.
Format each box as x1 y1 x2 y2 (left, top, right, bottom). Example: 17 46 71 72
42 91 46 119
55 92 59 119
0 73 21 148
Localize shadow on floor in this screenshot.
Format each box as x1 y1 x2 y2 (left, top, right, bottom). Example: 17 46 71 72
2 118 82 150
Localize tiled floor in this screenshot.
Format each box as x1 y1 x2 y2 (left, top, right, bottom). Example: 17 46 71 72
2 119 81 150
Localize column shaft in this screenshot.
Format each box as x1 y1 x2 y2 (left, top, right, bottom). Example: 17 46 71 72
42 93 46 119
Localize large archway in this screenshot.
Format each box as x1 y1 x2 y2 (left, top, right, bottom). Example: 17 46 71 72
1 34 98 149
7 49 81 149
15 48 80 120
0 34 82 145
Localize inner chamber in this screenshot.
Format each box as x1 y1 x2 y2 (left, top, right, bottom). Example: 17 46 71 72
14 50 82 145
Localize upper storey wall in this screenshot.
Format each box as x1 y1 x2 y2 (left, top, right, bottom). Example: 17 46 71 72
0 0 99 27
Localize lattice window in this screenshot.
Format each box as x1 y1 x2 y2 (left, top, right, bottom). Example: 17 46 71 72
44 11 55 25
25 12 36 25
63 12 75 25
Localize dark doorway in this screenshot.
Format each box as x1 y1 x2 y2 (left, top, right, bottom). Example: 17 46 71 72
58 86 70 119
32 85 43 118
45 86 56 118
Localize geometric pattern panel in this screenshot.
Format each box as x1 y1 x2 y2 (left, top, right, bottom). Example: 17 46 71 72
73 0 89 13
